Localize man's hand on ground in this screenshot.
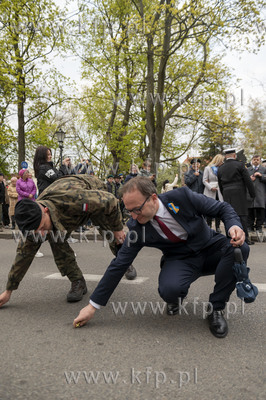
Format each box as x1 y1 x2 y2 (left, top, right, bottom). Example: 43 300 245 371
0 290 12 307
73 304 97 328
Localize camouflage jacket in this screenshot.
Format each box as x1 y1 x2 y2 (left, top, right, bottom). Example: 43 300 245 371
37 175 123 233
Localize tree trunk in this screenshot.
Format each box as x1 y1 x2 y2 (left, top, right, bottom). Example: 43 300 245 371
17 97 25 170
145 34 156 170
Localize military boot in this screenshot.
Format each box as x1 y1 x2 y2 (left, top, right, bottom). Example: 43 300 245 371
67 277 88 302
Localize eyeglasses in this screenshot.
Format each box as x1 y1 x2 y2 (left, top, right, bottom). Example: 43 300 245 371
125 196 151 215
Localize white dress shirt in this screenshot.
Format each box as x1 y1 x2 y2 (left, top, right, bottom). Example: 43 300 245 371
150 199 188 240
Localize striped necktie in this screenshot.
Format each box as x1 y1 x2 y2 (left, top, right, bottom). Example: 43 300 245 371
154 215 186 243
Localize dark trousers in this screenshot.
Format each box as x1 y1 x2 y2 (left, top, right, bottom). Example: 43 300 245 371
2 203 10 226
0 203 3 227
11 215 16 229
239 215 249 242
248 208 265 230
206 216 221 231
206 193 221 231
158 236 249 310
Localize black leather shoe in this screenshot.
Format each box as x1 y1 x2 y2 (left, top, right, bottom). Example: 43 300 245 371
124 265 137 280
67 277 88 302
208 310 228 338
167 303 179 316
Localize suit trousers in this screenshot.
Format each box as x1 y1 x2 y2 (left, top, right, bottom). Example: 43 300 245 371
158 236 249 310
248 208 265 230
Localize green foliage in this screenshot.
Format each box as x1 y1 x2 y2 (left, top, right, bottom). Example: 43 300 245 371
199 106 248 160
0 0 69 170
244 99 266 160
71 0 265 171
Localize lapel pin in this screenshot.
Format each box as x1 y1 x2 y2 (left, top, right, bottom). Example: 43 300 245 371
168 203 179 214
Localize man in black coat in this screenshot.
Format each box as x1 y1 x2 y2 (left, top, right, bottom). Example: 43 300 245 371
218 149 255 245
185 158 204 194
247 155 266 232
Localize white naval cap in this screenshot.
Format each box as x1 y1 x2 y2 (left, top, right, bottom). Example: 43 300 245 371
223 148 236 155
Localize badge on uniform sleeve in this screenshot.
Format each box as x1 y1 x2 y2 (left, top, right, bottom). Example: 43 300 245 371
82 203 89 212
168 203 179 214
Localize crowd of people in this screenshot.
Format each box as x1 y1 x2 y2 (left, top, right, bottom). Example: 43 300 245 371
0 147 265 339
1 149 266 239
183 151 266 244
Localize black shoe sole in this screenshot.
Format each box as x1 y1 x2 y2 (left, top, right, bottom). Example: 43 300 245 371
209 326 228 338
166 304 179 316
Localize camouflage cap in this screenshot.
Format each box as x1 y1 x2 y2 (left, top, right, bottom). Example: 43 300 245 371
15 199 42 233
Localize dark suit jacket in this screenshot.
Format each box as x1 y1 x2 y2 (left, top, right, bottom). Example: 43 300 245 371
0 181 5 204
90 186 242 306
247 165 266 208
217 159 255 215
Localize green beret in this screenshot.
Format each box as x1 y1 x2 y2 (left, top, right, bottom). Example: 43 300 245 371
15 199 42 233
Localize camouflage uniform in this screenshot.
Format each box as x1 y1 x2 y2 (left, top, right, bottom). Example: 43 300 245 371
7 175 123 291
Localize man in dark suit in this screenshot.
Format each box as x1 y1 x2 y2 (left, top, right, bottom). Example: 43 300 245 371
74 176 249 338
218 148 255 245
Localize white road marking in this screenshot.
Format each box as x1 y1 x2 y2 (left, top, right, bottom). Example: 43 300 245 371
44 273 149 284
253 283 266 292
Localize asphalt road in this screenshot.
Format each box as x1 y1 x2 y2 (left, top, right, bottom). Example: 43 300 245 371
0 236 265 400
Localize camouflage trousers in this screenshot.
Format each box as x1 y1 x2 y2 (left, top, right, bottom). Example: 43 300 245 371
6 234 84 291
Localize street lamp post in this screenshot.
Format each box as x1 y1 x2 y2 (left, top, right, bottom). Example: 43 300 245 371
55 127 65 166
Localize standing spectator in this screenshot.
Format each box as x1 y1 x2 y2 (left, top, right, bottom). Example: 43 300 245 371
139 160 157 187
218 148 255 245
72 159 94 175
161 174 179 193
33 146 70 195
247 155 266 233
0 173 5 231
113 175 122 199
106 174 115 195
16 170 43 257
203 154 224 233
3 177 10 227
16 169 37 201
185 158 204 194
124 164 140 183
118 173 124 184
7 177 18 230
